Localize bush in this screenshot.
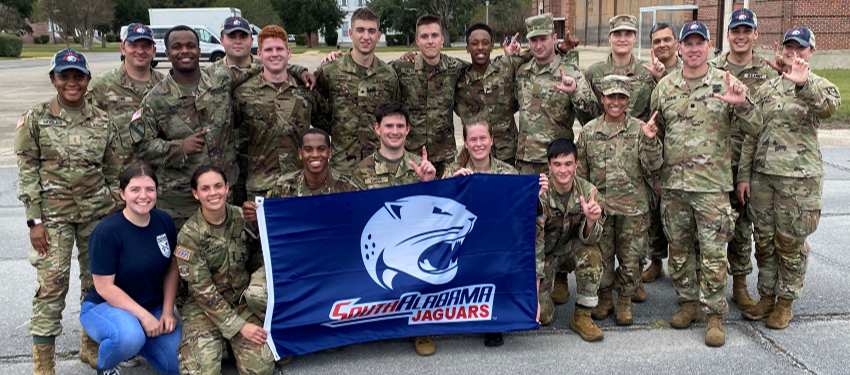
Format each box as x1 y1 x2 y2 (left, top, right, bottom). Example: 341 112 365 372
105 34 118 43
385 33 414 46
324 29 338 47
294 34 305 46
73 36 80 44
449 26 458 43
38 35 50 44
0 34 23 57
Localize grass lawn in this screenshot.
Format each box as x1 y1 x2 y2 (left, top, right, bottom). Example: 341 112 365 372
5 43 122 59
813 69 850 124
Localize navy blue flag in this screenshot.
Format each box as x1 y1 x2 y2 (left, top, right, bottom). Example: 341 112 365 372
257 174 540 358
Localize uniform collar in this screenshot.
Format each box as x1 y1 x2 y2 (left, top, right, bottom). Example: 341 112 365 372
164 69 212 98
414 53 449 72
254 67 299 92
296 168 337 194
545 174 581 212
464 60 500 83
592 116 629 137
373 150 416 177
523 53 563 75
670 67 714 90
462 154 501 174
47 96 94 122
718 51 768 71
605 53 638 75
341 50 382 77
117 63 161 92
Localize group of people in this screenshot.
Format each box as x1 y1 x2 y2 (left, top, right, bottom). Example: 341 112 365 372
14 4 838 375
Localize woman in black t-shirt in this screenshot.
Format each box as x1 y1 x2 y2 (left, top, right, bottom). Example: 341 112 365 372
80 162 181 375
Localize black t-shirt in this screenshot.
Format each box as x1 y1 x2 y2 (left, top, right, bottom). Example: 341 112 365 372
84 209 177 311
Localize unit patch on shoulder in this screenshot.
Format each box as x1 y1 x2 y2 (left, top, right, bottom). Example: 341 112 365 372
175 246 192 261
827 86 840 98
16 115 26 130
131 108 142 122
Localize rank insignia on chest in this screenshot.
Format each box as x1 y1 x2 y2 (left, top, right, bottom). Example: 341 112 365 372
69 135 81 145
16 115 25 130
175 246 193 261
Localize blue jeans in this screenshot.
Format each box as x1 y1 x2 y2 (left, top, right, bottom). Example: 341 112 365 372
80 301 181 374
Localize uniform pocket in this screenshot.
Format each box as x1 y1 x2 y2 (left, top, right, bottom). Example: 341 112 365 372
791 195 822 237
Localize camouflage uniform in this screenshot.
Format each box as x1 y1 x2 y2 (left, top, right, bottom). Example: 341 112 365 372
709 51 778 276
351 150 424 190
176 204 272 375
15 97 122 337
87 64 165 165
244 169 361 318
131 65 260 229
234 68 328 200
442 154 518 178
584 55 656 122
535 176 606 324
391 54 466 176
577 107 662 295
739 72 839 300
650 67 763 314
315 52 399 174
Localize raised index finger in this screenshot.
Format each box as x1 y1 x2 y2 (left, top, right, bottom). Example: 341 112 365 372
421 146 428 162
590 187 597 203
648 111 659 124
511 33 519 45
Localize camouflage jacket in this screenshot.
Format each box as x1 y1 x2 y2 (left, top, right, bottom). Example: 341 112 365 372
87 64 165 165
268 168 362 198
176 204 257 339
516 53 599 163
15 97 122 222
454 55 523 162
352 150 423 189
391 54 467 163
585 54 656 121
210 54 256 69
650 67 762 193
709 52 778 166
577 115 662 216
234 69 328 193
315 52 399 173
664 58 683 76
535 176 606 278
739 73 841 181
442 154 518 178
131 65 259 221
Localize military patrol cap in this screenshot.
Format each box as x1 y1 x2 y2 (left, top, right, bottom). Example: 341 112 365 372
680 21 710 42
49 49 90 75
525 13 554 39
222 16 251 35
728 8 757 30
600 75 632 97
783 26 816 48
609 14 638 34
124 23 154 43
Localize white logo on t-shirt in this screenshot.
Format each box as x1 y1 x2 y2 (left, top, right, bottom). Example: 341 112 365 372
157 234 170 258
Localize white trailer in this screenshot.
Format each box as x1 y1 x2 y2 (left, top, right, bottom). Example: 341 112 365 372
148 8 241 35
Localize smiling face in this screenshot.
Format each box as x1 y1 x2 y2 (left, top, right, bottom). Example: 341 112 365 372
416 22 444 61
466 29 492 66
298 133 332 175
350 19 381 56
121 39 155 71
222 30 253 60
728 25 757 55
609 30 636 55
651 27 678 64
464 124 492 162
192 171 229 213
166 30 201 73
783 40 814 62
121 175 157 217
258 37 290 74
529 33 556 63
602 93 629 120
51 69 90 107
375 114 409 152
678 34 712 69
548 153 577 189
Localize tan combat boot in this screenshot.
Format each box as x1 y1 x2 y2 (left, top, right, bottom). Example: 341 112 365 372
633 282 647 303
591 289 614 320
742 295 775 321
705 314 725 347
79 329 98 369
670 301 702 328
413 335 435 356
732 275 757 310
569 308 604 342
766 298 794 329
616 295 633 326
641 259 664 283
32 344 56 375
552 273 570 304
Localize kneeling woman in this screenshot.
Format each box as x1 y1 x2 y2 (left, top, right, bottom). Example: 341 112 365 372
81 162 181 375
176 166 273 374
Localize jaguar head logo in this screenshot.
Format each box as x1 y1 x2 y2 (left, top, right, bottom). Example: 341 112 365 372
361 196 477 290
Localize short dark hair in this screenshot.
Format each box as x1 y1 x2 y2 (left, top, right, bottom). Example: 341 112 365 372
546 138 578 162
119 161 158 191
650 22 678 40
300 128 331 148
375 101 411 126
352 7 379 25
465 23 492 41
416 15 442 32
165 25 200 49
190 165 227 190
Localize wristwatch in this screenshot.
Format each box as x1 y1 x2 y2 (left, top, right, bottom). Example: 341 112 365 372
26 218 42 228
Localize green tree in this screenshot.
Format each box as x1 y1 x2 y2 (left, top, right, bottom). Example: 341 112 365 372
368 0 418 46
112 0 151 32
212 0 281 28
0 0 36 17
274 0 344 48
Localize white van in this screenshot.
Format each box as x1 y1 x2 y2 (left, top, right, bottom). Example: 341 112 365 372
120 24 227 66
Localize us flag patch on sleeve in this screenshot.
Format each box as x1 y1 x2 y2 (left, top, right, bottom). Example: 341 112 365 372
537 215 546 225
175 246 192 261
131 109 142 122
16 115 26 130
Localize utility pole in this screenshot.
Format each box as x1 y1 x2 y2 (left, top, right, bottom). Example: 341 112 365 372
486 1 490 24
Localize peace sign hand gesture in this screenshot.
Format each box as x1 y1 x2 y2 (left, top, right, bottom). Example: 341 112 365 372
408 146 437 182
642 49 666 82
504 33 521 56
553 67 577 94
556 31 580 53
765 41 787 74
714 71 747 105
641 111 659 139
580 187 602 222
782 51 809 85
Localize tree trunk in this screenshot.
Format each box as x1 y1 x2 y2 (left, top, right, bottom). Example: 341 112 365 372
101 31 106 48
441 24 451 48
306 31 313 48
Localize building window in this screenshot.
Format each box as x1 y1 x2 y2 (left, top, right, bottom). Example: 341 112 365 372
342 22 350 37
340 0 347 6
358 0 364 5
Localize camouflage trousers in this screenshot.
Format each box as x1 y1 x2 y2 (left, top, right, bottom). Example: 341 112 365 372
728 172 753 276
539 239 603 323
29 219 98 337
645 187 669 263
599 214 648 296
178 305 274 375
244 267 268 319
749 172 821 300
515 160 549 176
661 190 735 315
